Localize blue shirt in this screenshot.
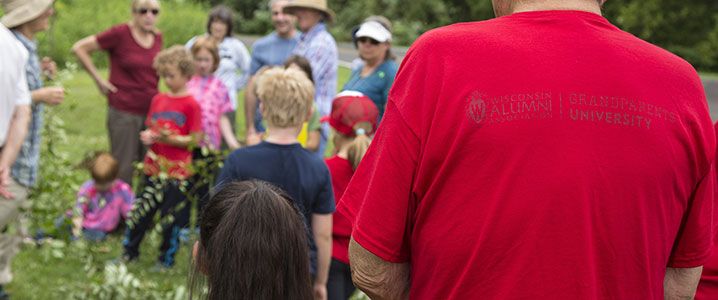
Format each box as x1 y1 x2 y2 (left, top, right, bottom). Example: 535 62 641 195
343 60 399 120
11 30 44 187
292 23 338 118
216 141 335 274
249 32 299 75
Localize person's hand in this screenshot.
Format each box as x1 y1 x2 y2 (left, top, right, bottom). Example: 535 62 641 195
0 166 14 200
95 78 118 95
36 87 65 105
246 131 262 146
227 139 241 150
313 283 327 300
140 130 158 146
41 57 58 80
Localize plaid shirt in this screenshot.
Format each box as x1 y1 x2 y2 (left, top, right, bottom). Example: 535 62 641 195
11 30 44 187
292 23 338 117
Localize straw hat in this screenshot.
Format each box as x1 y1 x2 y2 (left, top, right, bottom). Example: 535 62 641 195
1 0 53 28
283 0 335 23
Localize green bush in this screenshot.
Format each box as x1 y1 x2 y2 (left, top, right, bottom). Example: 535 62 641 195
31 0 208 68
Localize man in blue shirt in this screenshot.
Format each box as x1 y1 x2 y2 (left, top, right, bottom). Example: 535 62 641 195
245 0 299 144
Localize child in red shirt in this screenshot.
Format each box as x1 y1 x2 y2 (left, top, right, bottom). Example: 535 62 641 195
123 45 202 268
324 92 379 300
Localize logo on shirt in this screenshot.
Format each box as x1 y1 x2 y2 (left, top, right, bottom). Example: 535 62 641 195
466 91 487 124
151 111 187 126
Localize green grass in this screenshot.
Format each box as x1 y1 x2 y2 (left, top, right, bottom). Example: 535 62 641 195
6 67 352 299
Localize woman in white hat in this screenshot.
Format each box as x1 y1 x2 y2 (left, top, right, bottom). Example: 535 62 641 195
342 17 398 123
72 0 163 186
0 0 63 297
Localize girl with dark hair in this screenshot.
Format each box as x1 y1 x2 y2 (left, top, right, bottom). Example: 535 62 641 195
186 5 251 139
190 180 313 300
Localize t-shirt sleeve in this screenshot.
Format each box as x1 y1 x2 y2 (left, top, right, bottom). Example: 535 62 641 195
668 163 716 267
338 101 420 263
15 66 30 105
234 40 251 89
312 165 336 214
249 44 263 75
96 25 124 51
337 36 434 264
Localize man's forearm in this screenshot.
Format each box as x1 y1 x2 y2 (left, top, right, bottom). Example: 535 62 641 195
664 266 703 300
0 105 31 168
349 237 410 300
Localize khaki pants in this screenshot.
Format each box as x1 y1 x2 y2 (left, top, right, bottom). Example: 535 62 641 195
0 178 29 284
108 107 146 186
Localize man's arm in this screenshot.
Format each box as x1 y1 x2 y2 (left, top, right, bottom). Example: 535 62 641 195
349 238 410 300
664 266 703 300
312 213 332 300
244 76 261 145
0 105 31 199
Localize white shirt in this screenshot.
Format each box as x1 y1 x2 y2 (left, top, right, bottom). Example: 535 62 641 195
0 23 31 146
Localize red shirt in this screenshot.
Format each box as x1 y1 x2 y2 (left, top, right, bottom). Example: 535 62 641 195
325 155 355 264
143 93 202 179
97 24 162 116
338 10 715 300
696 122 718 300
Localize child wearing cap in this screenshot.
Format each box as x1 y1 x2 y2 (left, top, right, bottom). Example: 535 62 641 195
216 67 334 296
323 91 379 300
72 152 134 241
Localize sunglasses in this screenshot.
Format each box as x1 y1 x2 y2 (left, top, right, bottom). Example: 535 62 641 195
135 8 160 15
357 37 380 45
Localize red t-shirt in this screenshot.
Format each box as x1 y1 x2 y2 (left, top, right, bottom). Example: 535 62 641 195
97 24 162 116
143 93 202 180
338 10 716 300
696 122 718 300
325 155 355 264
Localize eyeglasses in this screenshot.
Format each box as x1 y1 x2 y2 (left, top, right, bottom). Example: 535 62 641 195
357 37 380 45
135 8 160 16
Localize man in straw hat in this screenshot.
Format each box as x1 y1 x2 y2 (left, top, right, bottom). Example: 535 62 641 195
338 0 715 299
283 0 338 160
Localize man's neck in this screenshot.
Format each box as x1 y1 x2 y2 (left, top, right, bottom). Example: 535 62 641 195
264 126 301 145
16 26 36 40
277 28 296 39
511 0 602 16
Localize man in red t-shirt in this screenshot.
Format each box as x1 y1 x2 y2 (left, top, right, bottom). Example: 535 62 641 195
338 0 716 299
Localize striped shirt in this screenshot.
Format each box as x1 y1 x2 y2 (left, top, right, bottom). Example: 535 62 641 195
11 30 44 187
292 23 338 117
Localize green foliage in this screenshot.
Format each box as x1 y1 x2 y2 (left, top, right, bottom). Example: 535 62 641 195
33 0 208 68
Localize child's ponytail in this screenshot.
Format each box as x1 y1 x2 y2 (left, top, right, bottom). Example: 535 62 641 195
346 122 374 170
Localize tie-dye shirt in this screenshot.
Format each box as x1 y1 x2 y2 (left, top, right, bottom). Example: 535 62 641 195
75 180 134 233
187 75 233 149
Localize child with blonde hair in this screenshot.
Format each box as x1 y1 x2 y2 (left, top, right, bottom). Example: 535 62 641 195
123 45 202 268
217 67 335 298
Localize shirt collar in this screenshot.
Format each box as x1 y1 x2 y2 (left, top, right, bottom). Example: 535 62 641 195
300 22 326 42
11 30 37 53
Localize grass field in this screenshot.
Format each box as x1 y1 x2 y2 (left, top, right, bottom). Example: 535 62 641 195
6 67 352 299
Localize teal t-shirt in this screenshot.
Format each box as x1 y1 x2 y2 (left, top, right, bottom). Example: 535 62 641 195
342 60 398 121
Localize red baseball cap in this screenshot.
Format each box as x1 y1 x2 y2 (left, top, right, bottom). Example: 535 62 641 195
323 91 379 137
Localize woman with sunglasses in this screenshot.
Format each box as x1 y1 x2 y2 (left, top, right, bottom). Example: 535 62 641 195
342 16 398 122
72 0 163 186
